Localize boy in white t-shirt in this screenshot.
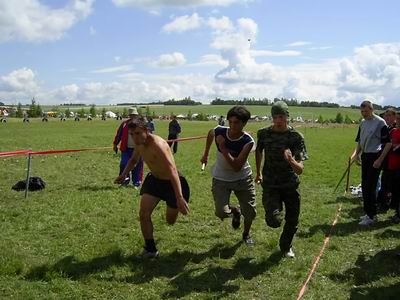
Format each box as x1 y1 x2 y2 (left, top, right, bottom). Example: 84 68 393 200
201 106 256 245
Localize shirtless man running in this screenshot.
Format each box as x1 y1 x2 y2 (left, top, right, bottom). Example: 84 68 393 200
115 118 190 258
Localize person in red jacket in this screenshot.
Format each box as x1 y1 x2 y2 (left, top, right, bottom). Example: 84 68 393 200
113 107 144 187
388 112 400 222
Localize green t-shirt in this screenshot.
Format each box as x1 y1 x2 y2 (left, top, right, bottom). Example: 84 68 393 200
256 126 308 188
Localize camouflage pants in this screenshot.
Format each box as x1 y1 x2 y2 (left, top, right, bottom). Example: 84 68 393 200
262 186 300 252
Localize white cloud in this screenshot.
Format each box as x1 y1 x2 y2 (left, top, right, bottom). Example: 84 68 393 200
151 52 186 68
0 67 40 92
190 54 229 67
91 65 134 73
287 41 312 47
55 84 80 100
0 0 95 43
112 0 250 10
251 50 302 57
207 16 233 31
162 14 235 34
2 43 400 107
162 13 202 33
114 56 121 63
335 43 400 104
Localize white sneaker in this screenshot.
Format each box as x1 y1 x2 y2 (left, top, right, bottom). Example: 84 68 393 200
358 216 377 225
359 214 369 221
139 248 159 259
284 248 295 258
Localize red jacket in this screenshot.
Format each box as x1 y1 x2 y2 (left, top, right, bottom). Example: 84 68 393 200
388 128 400 170
113 119 131 152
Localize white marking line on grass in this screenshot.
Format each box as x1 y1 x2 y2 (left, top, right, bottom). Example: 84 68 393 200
296 203 342 300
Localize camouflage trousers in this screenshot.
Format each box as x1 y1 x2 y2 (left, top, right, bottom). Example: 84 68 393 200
262 185 300 252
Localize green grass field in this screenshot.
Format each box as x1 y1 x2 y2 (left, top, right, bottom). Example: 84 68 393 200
1 117 400 299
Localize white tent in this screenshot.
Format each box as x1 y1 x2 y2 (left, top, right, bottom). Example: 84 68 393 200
106 111 117 118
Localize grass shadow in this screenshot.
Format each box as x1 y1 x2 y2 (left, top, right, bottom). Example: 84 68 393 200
161 251 283 299
344 206 364 219
376 228 400 239
298 219 393 238
124 242 243 284
326 195 362 205
25 242 282 299
26 242 243 283
329 246 400 299
350 282 400 299
26 250 125 281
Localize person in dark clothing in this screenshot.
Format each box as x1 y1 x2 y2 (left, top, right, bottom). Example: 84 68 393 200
377 107 397 213
218 115 225 126
255 101 308 258
168 116 181 154
351 100 392 225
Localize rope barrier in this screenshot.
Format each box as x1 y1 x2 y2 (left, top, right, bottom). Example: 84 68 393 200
0 135 208 158
296 203 342 300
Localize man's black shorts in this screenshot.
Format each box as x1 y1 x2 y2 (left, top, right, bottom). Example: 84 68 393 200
140 173 190 208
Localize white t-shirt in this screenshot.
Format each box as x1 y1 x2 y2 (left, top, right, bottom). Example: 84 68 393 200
211 126 254 182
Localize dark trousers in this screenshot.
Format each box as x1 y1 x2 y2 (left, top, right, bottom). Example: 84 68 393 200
168 133 178 154
119 148 144 185
262 186 300 252
361 153 381 218
377 162 391 211
389 170 400 217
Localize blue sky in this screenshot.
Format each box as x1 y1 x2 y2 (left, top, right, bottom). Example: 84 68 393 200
1 0 400 106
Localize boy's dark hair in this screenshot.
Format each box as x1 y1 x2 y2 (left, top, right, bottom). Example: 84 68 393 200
385 107 396 116
128 117 148 130
226 106 251 124
360 100 373 110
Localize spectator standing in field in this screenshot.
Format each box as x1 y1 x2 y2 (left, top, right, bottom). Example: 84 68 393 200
255 101 308 258
377 108 397 213
115 118 190 258
113 107 144 188
218 115 225 126
351 100 392 225
201 106 257 245
23 112 30 123
147 117 155 133
168 115 181 154
387 112 400 223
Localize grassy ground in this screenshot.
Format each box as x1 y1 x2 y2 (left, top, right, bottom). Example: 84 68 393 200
1 118 400 299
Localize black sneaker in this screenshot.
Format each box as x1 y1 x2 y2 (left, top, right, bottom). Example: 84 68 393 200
231 207 241 230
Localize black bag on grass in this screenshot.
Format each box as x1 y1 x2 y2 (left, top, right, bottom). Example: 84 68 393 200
12 177 46 191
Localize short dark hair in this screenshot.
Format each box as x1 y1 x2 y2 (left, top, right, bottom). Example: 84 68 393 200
226 106 250 124
385 107 396 116
128 117 148 131
360 100 373 110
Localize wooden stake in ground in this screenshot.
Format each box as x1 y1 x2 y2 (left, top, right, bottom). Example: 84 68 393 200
344 157 351 195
